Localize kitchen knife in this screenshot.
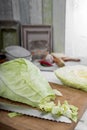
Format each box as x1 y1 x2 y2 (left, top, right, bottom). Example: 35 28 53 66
0 102 71 123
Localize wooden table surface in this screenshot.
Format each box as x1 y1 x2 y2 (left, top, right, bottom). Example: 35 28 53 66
0 82 87 130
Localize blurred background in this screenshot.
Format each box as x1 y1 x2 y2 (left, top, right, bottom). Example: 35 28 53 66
0 0 87 57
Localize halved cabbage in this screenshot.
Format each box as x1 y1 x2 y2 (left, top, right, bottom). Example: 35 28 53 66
0 58 55 107
55 65 87 92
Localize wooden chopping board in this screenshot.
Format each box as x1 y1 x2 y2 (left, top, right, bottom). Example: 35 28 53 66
0 82 87 130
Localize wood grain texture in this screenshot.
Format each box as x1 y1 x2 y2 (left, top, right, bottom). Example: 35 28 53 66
0 82 87 130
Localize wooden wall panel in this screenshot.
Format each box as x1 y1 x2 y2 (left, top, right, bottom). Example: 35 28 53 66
0 0 13 20
12 0 20 21
53 0 66 53
42 0 53 24
29 0 42 24
18 0 30 24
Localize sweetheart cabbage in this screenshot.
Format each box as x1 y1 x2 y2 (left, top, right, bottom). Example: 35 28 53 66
55 65 87 92
0 58 78 122
0 58 55 107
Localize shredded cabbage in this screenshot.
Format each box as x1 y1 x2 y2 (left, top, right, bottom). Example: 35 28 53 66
39 100 78 122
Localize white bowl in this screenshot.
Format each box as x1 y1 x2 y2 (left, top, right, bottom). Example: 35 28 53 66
5 45 32 61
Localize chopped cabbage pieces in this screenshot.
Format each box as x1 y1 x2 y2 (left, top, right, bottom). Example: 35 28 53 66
39 100 78 122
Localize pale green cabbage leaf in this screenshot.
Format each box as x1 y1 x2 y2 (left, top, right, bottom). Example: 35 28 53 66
55 65 87 92
8 112 22 118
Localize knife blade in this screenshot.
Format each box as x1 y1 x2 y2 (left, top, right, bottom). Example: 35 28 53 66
0 102 71 123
